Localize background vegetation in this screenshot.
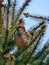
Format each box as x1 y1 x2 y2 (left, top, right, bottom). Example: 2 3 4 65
0 0 49 65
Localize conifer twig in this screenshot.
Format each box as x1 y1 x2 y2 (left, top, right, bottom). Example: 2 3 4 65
12 0 16 26
24 13 49 21
25 29 45 65
3 0 10 49
36 50 49 65
16 0 31 20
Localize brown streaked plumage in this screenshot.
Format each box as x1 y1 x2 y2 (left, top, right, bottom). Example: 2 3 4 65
14 25 28 48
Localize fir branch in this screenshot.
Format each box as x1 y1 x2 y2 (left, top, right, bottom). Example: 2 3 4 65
34 49 49 65
24 13 49 21
25 28 46 65
2 0 10 49
16 0 31 20
30 48 49 65
12 0 16 26
1 1 11 65
30 21 45 35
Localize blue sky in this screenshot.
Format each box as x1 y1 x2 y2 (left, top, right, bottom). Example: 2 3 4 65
3 0 49 54
14 0 49 30
4 0 49 16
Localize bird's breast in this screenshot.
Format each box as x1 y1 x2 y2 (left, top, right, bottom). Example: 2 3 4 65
14 33 27 48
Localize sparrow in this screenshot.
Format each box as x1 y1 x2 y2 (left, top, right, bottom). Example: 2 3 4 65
14 25 28 48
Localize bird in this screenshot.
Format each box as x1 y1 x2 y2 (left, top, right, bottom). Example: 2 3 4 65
14 25 28 48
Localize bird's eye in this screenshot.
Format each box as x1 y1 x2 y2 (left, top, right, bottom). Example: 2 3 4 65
17 32 22 36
